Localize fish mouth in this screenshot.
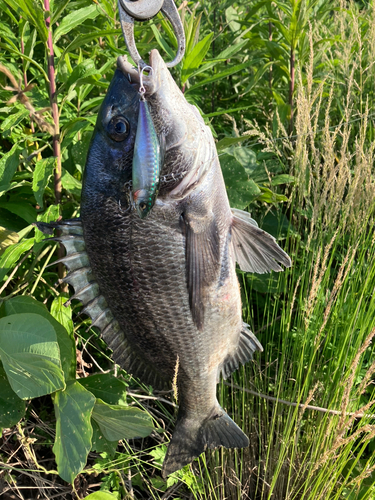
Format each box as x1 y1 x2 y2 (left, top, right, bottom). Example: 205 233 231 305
117 49 164 96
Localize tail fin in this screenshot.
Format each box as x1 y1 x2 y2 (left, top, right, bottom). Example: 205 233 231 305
162 404 249 477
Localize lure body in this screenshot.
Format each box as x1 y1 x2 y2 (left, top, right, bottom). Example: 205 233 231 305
132 98 162 218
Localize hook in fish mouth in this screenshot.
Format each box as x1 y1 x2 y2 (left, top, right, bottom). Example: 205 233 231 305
117 49 164 97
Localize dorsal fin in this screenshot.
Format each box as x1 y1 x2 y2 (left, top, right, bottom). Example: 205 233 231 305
36 220 168 389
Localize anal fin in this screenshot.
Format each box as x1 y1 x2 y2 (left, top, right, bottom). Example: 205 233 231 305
221 323 263 379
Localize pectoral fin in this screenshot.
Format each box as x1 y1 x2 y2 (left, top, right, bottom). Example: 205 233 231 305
231 208 291 273
181 213 220 331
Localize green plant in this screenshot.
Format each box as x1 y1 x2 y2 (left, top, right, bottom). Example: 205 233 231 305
0 295 154 487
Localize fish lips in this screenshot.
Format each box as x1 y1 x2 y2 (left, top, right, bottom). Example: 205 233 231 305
117 49 177 100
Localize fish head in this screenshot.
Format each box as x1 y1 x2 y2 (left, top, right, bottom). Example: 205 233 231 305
82 67 140 201
118 50 213 198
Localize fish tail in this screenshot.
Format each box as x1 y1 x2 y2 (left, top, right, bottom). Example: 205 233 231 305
162 403 249 478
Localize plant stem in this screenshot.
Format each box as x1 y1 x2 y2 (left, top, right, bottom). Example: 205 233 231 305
44 0 66 286
44 0 62 205
269 20 273 115
289 44 295 134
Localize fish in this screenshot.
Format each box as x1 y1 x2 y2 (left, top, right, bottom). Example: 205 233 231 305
46 49 291 477
132 97 165 218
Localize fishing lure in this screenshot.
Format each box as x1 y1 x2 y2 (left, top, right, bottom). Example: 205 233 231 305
132 65 165 219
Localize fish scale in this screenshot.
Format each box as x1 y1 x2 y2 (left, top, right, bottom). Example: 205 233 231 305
83 206 207 379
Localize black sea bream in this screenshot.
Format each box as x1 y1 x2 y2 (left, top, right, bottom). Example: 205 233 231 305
51 50 291 476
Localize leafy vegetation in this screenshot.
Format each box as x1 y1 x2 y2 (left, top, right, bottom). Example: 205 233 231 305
1 0 375 498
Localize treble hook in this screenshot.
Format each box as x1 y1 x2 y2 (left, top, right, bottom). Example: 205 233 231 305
118 0 185 68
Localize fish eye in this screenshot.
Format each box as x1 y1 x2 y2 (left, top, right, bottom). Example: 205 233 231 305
107 116 130 142
139 202 147 211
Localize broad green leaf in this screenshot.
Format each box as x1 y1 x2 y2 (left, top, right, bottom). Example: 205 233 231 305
92 399 154 441
63 59 101 92
258 187 288 203
0 226 19 252
220 154 261 209
34 204 60 243
57 29 119 66
90 419 117 457
0 361 26 431
216 136 251 151
84 492 118 500
32 157 56 208
61 168 81 198
150 23 174 62
0 143 21 195
50 0 71 25
54 5 100 43
226 6 241 32
51 297 74 337
0 313 65 399
4 296 76 381
271 174 295 185
2 0 48 42
0 237 34 282
187 60 256 93
181 32 213 84
232 146 258 170
53 381 95 484
71 130 92 169
4 295 51 316
0 201 37 224
78 373 128 406
49 298 76 381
